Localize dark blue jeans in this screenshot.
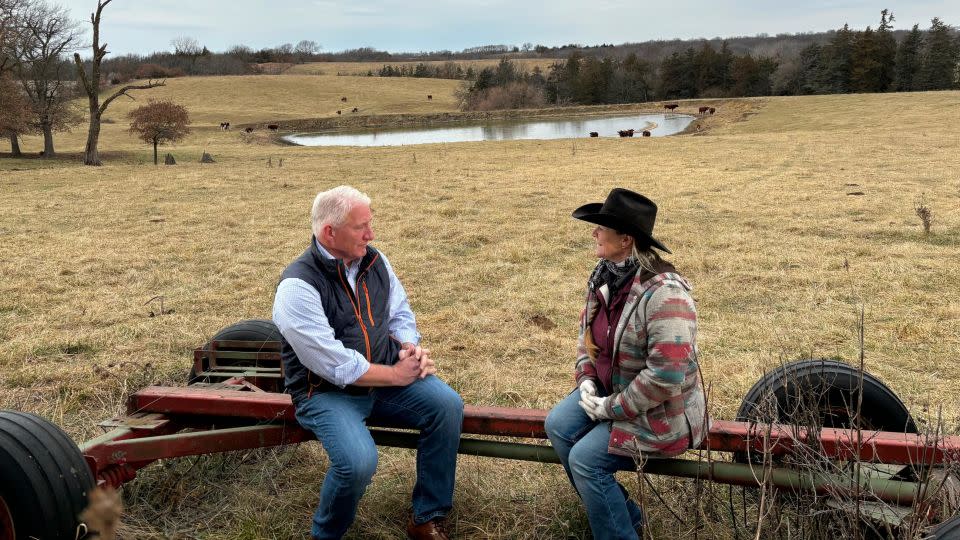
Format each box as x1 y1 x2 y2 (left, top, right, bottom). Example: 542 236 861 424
545 390 644 540
294 376 464 539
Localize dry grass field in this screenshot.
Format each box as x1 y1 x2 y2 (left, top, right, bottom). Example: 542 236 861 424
0 73 958 539
287 58 559 76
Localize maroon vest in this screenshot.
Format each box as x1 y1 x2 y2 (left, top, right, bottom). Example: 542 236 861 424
590 281 632 394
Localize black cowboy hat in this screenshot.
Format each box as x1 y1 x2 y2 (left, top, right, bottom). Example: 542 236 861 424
572 188 672 253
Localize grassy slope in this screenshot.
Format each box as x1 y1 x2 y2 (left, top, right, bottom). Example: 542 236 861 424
0 75 958 538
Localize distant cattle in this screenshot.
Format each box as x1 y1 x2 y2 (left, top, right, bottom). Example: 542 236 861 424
337 110 341 115
427 94 433 100
664 103 679 111
219 122 231 130
267 124 279 131
243 127 254 133
617 129 635 138
351 107 358 113
341 96 348 102
589 132 599 137
709 107 716 114
642 130 651 137
698 106 710 114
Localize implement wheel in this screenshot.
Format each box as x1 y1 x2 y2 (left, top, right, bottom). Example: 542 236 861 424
734 359 918 464
931 515 960 539
0 410 95 539
189 318 284 389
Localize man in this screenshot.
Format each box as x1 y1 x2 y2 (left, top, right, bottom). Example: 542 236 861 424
273 185 463 540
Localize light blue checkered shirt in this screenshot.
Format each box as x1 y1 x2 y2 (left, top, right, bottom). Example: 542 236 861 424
272 240 420 387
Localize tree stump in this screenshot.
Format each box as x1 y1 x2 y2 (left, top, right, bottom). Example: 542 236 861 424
164 153 176 165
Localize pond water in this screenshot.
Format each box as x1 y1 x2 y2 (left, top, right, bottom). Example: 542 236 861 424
283 113 696 147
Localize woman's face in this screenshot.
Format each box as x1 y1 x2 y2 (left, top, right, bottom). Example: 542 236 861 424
592 225 633 262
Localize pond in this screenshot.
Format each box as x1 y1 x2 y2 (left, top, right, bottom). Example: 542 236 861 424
283 113 696 147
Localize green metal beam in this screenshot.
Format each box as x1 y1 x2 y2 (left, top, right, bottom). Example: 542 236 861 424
371 429 921 506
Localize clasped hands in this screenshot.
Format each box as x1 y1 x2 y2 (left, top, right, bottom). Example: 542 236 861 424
393 342 436 386
578 380 613 421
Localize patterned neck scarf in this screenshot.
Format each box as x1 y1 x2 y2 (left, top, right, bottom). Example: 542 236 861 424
591 257 639 293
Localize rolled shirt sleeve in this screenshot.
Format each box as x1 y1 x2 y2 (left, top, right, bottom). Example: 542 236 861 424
380 253 420 346
272 278 371 387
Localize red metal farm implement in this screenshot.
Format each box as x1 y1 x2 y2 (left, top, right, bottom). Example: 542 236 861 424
2 319 959 539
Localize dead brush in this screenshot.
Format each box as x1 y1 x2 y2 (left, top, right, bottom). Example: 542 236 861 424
721 355 960 540
914 194 933 236
115 438 307 538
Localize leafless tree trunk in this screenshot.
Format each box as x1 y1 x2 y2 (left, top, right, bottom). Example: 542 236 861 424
40 114 52 154
9 132 20 155
74 0 163 166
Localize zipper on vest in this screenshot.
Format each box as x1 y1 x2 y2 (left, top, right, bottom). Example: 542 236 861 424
362 281 376 327
357 253 380 328
337 264 372 360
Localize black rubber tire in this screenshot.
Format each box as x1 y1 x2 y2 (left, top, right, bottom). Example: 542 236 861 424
931 515 960 539
188 319 283 388
0 410 95 539
734 359 918 463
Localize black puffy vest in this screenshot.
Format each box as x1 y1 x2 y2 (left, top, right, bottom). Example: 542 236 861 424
279 237 401 402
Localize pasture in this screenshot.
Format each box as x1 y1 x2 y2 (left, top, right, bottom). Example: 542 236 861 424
0 74 958 538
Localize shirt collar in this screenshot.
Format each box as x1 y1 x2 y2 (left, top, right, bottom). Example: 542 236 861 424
315 238 360 269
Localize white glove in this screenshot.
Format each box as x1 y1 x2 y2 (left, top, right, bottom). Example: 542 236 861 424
578 393 612 422
579 380 597 402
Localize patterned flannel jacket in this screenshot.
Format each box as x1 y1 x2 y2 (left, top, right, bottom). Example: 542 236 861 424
574 268 707 458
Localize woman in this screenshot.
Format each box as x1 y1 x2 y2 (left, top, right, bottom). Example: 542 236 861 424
545 188 707 540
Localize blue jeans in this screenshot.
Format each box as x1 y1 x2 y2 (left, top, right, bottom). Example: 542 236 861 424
294 376 464 539
545 390 644 540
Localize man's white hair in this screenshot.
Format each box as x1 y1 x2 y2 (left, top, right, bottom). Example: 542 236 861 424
311 185 371 236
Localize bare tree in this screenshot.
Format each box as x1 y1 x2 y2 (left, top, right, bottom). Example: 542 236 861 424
0 72 31 155
11 0 81 157
127 99 190 165
170 35 199 56
293 39 320 63
74 0 164 166
0 0 26 75
171 35 203 73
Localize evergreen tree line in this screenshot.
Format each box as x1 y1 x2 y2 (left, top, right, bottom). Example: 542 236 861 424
375 62 471 80
459 12 959 109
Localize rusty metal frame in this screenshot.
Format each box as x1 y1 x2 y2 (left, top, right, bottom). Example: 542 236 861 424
126 385 960 465
75 339 960 508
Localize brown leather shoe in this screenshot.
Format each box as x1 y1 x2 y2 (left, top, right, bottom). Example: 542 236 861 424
406 517 450 540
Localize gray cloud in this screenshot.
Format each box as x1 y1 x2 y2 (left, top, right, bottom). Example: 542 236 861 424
55 0 960 55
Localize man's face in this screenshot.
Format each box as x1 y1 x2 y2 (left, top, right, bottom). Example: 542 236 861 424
325 203 375 262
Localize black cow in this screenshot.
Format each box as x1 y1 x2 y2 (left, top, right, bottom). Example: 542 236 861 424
341 96 348 102
589 132 599 137
244 127 254 133
642 130 651 137
351 107 358 113
267 124 279 131
427 94 433 100
664 103 679 111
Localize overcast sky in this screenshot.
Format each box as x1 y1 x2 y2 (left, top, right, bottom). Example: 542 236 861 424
57 1 960 56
